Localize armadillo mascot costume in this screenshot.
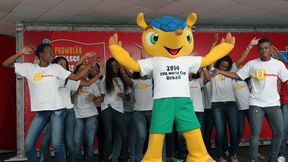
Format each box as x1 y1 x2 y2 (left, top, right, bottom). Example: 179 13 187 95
109 12 235 162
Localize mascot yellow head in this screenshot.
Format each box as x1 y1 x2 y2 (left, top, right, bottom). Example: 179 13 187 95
137 12 197 58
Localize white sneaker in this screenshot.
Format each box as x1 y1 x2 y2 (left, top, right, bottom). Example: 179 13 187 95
278 156 286 162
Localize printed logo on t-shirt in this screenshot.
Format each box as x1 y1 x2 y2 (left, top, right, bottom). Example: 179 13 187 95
253 69 266 80
33 72 43 81
33 72 55 81
252 69 278 80
159 65 187 80
234 82 245 90
138 83 151 90
217 75 225 82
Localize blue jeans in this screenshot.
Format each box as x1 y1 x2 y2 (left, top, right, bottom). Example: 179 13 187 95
133 111 152 162
40 109 76 162
280 104 288 156
212 102 238 158
196 112 205 136
74 115 98 162
237 109 249 146
249 106 283 162
24 109 66 162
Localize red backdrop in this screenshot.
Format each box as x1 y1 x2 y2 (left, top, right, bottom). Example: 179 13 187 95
6 30 288 148
0 35 16 150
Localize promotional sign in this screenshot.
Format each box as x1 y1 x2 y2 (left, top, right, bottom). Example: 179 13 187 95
23 31 288 147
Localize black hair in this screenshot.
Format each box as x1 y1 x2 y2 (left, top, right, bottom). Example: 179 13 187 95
258 38 271 46
105 57 128 94
132 72 141 79
36 44 52 58
214 55 233 71
192 71 201 79
52 56 69 86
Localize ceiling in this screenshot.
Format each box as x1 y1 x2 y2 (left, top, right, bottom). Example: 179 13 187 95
1 0 288 36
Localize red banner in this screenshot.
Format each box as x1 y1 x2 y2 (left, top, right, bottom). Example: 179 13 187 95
23 31 288 147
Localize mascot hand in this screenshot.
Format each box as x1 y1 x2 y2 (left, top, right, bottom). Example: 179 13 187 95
220 32 235 46
201 32 235 67
109 33 141 72
109 33 122 47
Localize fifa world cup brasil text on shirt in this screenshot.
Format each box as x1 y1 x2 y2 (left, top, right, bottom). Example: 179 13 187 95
138 56 202 99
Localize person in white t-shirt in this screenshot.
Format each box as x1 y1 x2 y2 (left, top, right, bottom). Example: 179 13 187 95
202 65 214 150
100 57 130 162
2 44 96 162
214 38 288 162
130 72 154 162
73 63 102 162
88 62 105 161
112 66 137 162
207 56 239 162
39 55 102 162
230 37 260 150
189 71 206 135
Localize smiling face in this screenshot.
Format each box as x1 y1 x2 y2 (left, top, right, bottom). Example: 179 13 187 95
137 12 197 58
142 27 194 58
40 46 54 64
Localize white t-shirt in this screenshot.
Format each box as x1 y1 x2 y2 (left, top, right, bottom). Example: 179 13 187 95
100 77 128 113
189 78 204 112
133 79 154 111
58 79 80 109
231 63 249 110
237 58 288 107
74 82 100 118
211 74 236 102
15 63 71 111
138 56 202 99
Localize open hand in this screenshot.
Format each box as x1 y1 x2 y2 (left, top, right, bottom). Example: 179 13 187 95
109 33 122 46
250 37 260 46
84 51 97 58
221 33 235 46
21 45 35 55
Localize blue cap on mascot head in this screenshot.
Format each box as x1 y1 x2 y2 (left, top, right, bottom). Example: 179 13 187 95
150 16 187 32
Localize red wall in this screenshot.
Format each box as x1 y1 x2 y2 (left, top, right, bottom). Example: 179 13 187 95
0 35 16 150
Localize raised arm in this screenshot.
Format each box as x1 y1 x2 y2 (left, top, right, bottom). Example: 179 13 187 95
79 73 103 87
208 33 218 52
201 33 235 67
74 52 98 71
69 57 98 81
2 46 35 68
235 37 260 67
212 68 241 80
109 33 141 72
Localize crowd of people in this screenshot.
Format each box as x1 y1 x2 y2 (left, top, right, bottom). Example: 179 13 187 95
2 35 288 162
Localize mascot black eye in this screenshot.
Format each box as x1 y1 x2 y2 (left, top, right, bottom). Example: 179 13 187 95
186 31 192 44
145 32 158 45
